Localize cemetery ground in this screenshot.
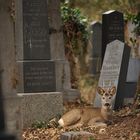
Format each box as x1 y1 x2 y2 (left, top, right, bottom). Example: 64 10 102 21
22 103 140 140
22 76 140 140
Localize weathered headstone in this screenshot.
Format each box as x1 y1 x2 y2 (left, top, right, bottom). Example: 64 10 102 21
15 0 78 128
16 0 70 93
124 58 140 105
0 0 22 139
88 21 102 75
102 10 124 62
124 82 137 105
94 40 130 109
126 58 140 82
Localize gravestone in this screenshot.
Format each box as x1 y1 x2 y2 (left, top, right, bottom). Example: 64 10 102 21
0 0 22 139
16 0 70 93
94 40 130 109
102 10 124 62
15 0 73 128
124 58 140 105
88 21 102 76
126 58 140 82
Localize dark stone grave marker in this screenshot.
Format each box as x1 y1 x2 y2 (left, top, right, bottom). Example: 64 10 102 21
15 0 78 128
16 0 65 93
88 21 102 75
102 10 124 62
18 61 56 93
22 0 50 60
94 40 130 109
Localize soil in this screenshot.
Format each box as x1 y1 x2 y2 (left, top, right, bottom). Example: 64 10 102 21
22 103 140 140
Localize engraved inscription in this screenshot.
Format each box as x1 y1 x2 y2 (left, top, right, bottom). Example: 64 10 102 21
94 40 125 108
22 0 50 59
23 61 56 92
99 40 124 88
107 15 124 43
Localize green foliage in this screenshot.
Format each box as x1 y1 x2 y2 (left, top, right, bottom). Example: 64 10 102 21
126 12 140 35
89 137 96 140
62 0 140 21
31 121 47 129
61 3 89 88
61 3 89 56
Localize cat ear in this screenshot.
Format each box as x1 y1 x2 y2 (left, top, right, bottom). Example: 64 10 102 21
97 86 105 96
109 86 116 96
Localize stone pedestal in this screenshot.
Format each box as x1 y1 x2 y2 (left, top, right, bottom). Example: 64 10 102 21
17 60 71 93
18 92 63 128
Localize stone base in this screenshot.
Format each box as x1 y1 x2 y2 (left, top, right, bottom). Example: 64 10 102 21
18 92 63 128
17 60 71 93
123 82 137 105
3 96 22 140
60 131 94 140
63 89 80 102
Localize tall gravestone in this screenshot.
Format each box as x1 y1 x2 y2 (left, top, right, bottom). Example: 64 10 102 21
15 0 72 128
0 0 22 139
88 21 102 76
94 40 130 109
124 58 140 104
102 10 124 62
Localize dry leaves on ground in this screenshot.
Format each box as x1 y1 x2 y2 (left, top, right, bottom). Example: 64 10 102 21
23 107 140 140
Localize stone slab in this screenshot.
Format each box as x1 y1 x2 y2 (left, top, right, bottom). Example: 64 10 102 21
18 92 63 128
123 82 137 105
17 60 71 93
90 21 102 58
60 131 94 140
47 0 65 60
94 40 130 109
17 60 56 92
124 82 137 98
126 58 140 82
102 10 124 61
16 0 50 60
